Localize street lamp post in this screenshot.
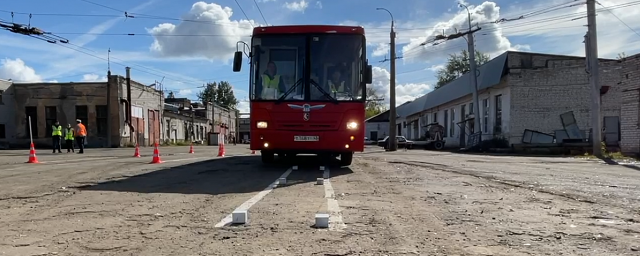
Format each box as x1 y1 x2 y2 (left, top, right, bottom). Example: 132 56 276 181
376 7 398 151
459 3 482 134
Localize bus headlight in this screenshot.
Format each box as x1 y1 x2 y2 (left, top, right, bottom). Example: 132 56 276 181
257 121 268 129
346 121 358 130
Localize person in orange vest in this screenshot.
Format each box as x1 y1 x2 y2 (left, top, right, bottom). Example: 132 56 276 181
74 119 87 154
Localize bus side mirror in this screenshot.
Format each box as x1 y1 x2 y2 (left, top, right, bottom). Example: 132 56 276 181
364 65 373 84
232 51 243 72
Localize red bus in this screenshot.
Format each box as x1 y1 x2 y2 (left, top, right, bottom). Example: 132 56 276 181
232 25 373 166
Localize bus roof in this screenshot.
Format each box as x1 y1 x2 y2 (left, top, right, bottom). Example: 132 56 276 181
252 25 365 35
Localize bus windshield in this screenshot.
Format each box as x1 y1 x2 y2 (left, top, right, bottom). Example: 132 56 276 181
249 34 365 102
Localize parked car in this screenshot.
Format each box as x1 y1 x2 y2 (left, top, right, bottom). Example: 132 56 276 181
364 137 376 145
377 136 414 149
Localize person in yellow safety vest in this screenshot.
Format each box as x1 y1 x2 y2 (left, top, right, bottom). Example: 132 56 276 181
64 124 75 153
328 69 347 95
51 121 63 153
259 61 286 99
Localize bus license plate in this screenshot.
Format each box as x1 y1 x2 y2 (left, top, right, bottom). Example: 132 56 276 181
294 136 319 141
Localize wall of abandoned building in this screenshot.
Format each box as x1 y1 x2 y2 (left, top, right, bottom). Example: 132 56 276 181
114 76 163 147
620 54 640 154
508 56 623 145
11 82 110 148
163 111 208 143
0 80 15 148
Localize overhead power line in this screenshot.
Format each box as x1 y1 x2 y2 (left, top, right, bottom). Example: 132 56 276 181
252 0 269 25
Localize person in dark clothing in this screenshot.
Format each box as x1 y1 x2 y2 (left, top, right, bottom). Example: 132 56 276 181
51 121 63 153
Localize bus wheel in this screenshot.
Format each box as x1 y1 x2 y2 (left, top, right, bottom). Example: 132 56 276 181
261 151 275 163
340 152 353 166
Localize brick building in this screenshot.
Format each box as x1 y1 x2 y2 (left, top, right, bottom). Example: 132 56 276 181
394 51 624 148
620 53 640 154
0 73 163 148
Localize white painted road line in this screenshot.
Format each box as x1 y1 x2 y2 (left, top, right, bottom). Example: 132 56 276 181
322 168 346 231
214 167 294 227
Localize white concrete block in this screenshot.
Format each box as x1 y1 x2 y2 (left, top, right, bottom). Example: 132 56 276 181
278 177 287 185
319 166 325 171
232 210 247 224
292 166 298 170
316 178 324 185
315 213 329 228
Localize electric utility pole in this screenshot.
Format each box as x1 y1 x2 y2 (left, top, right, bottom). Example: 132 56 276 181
586 0 602 157
460 3 482 134
377 7 398 151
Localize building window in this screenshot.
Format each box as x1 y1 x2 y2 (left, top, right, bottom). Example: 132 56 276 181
469 102 473 114
76 105 88 132
495 94 503 134
96 105 108 137
0 124 5 139
25 106 38 138
443 110 448 137
0 90 4 105
450 108 456 137
433 112 438 125
45 106 57 138
483 98 489 133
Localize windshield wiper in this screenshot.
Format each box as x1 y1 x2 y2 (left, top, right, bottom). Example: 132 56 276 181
275 78 304 104
310 79 337 102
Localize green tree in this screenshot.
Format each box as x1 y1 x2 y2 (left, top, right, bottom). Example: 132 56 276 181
435 49 490 89
197 81 239 109
617 52 627 60
365 86 387 119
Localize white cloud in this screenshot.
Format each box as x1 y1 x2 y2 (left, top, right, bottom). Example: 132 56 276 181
81 73 107 82
148 2 256 61
315 1 322 9
371 66 432 107
401 1 527 63
371 43 390 57
0 58 42 82
493 0 640 57
283 0 309 12
177 89 193 96
237 100 250 113
256 0 276 2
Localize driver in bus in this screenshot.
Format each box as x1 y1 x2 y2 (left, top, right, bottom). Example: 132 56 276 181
328 68 348 95
258 61 287 99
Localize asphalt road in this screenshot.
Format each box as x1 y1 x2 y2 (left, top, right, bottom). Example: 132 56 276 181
0 145 639 255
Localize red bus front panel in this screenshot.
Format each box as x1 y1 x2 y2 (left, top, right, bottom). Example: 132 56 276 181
250 101 365 153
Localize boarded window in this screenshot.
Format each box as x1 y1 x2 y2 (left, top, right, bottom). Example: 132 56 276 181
76 105 88 132
96 105 108 137
25 106 38 138
45 106 57 137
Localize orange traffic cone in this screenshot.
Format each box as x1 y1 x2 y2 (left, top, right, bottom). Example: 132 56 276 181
133 143 141 157
189 143 194 154
150 143 163 164
217 143 225 157
27 143 39 163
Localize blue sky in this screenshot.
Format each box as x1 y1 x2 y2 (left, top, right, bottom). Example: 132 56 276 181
1 0 639 113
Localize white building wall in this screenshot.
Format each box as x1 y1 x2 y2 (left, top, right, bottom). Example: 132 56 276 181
365 122 389 141
0 80 15 146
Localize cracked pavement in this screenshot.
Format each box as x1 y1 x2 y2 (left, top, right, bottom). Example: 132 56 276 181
0 145 639 255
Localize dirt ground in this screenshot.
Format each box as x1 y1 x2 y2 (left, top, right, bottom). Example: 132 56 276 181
0 145 639 255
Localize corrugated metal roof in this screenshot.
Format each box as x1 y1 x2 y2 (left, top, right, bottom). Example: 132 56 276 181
420 52 508 112
397 51 508 118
